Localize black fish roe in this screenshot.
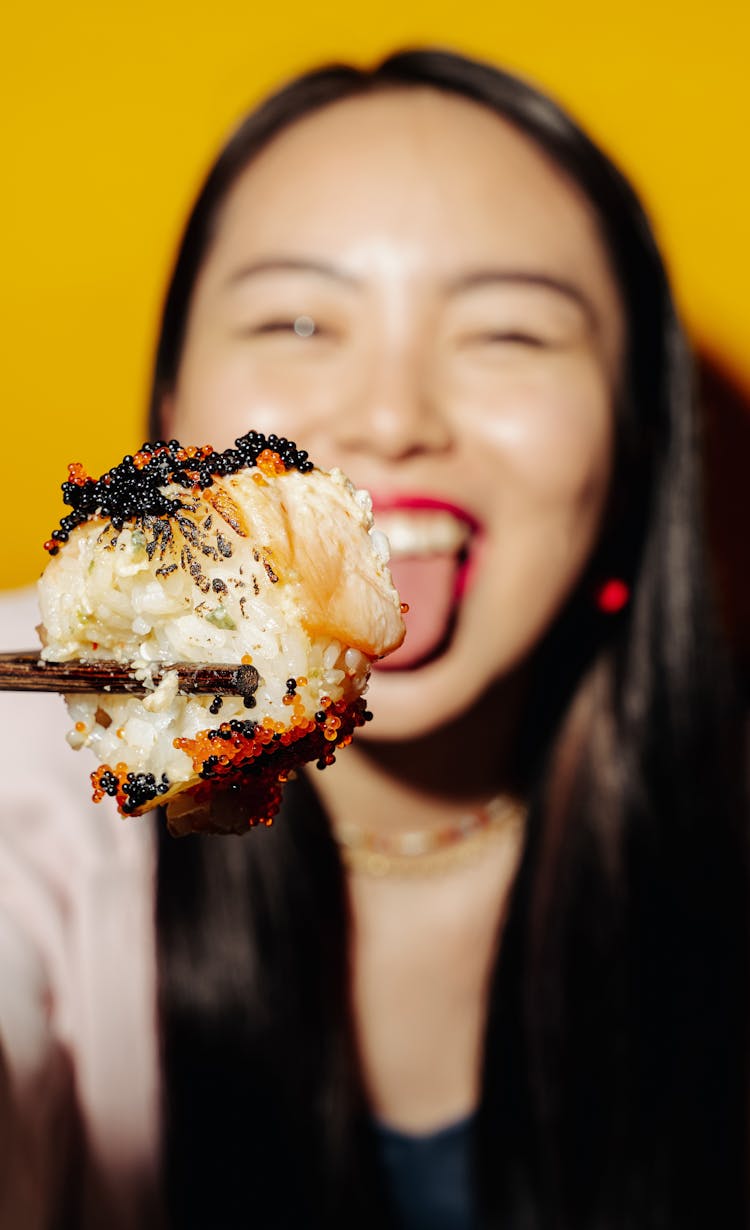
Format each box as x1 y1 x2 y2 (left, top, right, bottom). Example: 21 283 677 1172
198 719 257 780
120 772 170 815
96 769 121 798
207 718 258 741
43 430 314 554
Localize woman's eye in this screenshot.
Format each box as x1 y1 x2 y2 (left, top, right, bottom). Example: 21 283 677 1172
473 330 547 348
252 314 320 337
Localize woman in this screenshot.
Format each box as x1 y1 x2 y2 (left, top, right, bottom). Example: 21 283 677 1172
0 47 744 1230
150 49 747 1230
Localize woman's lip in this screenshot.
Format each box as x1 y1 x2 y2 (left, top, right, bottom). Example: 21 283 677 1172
369 494 481 533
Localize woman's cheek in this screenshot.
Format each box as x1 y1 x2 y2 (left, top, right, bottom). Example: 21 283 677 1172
172 348 308 446
466 358 614 505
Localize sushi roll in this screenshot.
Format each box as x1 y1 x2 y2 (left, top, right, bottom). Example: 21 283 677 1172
37 431 405 835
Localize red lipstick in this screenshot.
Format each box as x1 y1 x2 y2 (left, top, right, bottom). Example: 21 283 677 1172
369 494 480 532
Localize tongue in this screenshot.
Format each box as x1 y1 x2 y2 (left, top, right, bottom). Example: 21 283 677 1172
377 554 460 670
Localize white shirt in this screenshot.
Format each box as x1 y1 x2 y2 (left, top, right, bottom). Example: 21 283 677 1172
0 588 160 1228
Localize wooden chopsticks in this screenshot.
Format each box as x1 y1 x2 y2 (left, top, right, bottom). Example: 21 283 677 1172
0 651 259 697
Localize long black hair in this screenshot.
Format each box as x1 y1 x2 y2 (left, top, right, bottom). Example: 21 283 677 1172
153 49 748 1228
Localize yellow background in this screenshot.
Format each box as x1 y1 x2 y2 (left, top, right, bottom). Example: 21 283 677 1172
2 0 748 590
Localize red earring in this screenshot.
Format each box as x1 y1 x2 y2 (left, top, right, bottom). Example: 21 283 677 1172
595 577 630 614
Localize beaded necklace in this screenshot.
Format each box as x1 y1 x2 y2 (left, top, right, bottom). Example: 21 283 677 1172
333 793 526 877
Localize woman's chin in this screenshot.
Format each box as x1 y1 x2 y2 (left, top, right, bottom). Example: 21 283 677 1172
361 599 537 744
361 639 481 741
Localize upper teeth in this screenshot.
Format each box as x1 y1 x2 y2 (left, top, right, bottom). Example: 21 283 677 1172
373 510 472 558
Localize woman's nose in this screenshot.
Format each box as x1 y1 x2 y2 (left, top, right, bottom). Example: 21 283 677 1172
329 344 453 463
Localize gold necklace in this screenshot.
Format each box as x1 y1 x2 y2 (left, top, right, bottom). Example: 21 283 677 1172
333 794 526 877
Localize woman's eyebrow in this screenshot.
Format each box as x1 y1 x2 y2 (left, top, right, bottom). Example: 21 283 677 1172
225 257 362 287
444 268 598 326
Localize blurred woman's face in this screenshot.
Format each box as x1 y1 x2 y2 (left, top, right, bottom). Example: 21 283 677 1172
167 89 625 739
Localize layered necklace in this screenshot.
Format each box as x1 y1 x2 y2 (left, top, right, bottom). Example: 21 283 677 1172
332 792 526 877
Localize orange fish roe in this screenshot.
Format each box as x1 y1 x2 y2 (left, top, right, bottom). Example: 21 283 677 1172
91 761 130 808
165 699 372 834
67 462 91 487
255 448 287 477
173 444 212 464
171 696 372 825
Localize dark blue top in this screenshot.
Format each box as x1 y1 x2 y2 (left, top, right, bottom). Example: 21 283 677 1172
373 1113 478 1230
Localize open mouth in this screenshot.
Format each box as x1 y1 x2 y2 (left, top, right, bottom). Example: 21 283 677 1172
371 499 478 671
